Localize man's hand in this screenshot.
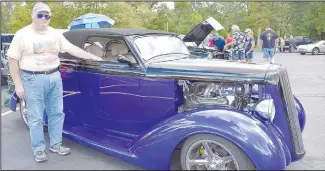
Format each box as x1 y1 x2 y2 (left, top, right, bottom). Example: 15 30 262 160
15 84 25 99
89 55 103 61
67 45 103 61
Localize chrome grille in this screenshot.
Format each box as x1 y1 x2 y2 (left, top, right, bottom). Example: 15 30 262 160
278 66 306 157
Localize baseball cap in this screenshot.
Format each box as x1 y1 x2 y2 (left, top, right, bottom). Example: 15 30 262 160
32 2 51 15
212 33 218 38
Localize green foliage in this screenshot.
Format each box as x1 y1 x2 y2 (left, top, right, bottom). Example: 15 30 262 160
1 1 325 40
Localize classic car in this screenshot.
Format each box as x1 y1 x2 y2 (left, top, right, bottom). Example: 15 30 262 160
180 17 226 59
10 28 306 170
297 40 325 55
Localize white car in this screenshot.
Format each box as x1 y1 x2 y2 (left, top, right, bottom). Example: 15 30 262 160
297 40 325 55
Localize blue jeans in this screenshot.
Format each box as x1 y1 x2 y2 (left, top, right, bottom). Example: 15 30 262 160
263 48 275 58
20 70 64 155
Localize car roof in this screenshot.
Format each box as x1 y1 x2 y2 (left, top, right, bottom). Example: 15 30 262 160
61 28 178 58
65 28 176 36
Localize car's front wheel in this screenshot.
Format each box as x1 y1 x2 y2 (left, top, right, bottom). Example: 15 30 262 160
312 48 319 55
180 134 255 170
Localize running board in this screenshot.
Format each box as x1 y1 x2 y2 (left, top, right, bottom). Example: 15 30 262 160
62 126 136 160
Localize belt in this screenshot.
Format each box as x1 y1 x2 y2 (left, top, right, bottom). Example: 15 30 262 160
22 67 59 74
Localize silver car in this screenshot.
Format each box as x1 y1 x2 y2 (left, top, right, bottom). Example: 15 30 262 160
297 40 325 55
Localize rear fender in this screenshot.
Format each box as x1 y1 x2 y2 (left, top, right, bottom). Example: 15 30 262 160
129 108 288 170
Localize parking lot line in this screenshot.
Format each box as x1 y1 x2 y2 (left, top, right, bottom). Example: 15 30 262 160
1 108 19 116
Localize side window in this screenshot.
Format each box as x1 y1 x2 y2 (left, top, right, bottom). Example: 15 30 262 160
83 38 104 58
82 36 138 64
103 40 138 64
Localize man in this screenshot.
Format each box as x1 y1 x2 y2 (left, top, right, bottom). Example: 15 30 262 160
225 25 246 62
280 37 285 52
259 26 278 63
7 2 103 163
212 33 226 52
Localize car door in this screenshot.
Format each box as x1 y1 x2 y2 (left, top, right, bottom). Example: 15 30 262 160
59 57 82 127
78 45 146 138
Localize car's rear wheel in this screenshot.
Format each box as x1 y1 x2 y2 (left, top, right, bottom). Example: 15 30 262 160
180 134 255 170
312 48 319 55
300 53 306 55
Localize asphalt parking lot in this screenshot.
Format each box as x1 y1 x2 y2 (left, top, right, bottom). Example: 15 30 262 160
1 51 325 170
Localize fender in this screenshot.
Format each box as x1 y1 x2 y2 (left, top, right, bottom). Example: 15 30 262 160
294 96 306 132
129 108 288 170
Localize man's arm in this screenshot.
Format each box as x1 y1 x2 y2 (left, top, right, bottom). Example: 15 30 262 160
8 58 24 98
66 45 103 61
58 34 102 61
6 32 25 99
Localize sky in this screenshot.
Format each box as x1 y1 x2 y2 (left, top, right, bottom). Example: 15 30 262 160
158 2 175 9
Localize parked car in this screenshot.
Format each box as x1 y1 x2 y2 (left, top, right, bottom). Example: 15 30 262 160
283 36 313 53
297 40 325 55
1 33 14 85
180 17 226 59
10 28 306 170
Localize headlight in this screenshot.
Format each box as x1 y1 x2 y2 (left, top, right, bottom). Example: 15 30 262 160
253 99 276 122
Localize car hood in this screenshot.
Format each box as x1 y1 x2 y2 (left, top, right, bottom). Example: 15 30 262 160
146 57 281 85
182 17 224 46
299 44 315 48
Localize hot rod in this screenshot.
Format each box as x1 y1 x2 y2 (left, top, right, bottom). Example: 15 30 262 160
10 28 306 170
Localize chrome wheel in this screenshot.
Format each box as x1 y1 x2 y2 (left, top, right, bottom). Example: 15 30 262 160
185 140 239 170
312 48 319 55
20 99 28 127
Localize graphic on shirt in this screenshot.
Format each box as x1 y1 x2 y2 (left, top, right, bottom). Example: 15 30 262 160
267 32 274 41
33 40 58 65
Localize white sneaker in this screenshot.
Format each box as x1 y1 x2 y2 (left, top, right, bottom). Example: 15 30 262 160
271 58 275 64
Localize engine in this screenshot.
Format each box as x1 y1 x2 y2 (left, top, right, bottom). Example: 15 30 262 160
179 81 253 111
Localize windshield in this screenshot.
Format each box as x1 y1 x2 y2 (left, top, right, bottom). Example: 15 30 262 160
133 35 190 61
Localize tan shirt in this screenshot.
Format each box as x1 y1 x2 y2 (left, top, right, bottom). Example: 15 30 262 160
7 24 74 71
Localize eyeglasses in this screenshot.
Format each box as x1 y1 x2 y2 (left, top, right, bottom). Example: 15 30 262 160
37 13 51 20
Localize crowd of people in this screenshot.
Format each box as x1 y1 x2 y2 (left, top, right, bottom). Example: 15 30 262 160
208 25 278 64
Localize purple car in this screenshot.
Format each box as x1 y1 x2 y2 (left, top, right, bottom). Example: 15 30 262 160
10 28 306 170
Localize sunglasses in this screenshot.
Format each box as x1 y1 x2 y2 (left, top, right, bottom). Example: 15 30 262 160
37 13 51 20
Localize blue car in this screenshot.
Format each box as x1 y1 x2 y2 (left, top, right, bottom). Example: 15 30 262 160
11 28 306 170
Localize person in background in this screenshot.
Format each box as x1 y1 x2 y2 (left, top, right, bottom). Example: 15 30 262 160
259 26 278 64
212 33 226 52
225 25 246 62
226 34 232 44
244 28 255 63
208 34 214 47
7 2 103 163
280 37 285 52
